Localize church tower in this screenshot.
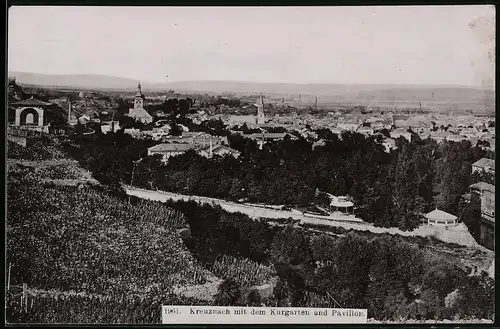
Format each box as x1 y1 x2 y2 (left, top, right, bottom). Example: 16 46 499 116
134 82 145 109
256 93 265 125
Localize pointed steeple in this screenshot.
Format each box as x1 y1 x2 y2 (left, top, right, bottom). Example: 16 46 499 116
136 81 142 96
257 93 265 125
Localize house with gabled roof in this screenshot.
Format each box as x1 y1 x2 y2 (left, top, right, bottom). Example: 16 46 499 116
198 144 241 159
472 158 495 175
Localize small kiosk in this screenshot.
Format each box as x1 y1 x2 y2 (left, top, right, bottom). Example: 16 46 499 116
424 208 457 227
329 195 354 214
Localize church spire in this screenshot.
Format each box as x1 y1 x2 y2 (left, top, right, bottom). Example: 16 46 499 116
136 81 142 96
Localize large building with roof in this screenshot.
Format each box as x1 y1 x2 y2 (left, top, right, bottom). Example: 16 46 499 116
470 181 495 250
198 144 241 159
127 83 153 124
147 143 198 163
472 158 495 175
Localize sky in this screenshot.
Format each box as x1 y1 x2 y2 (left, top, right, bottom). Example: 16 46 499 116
8 6 495 86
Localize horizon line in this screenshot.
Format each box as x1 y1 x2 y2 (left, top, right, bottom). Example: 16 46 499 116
8 70 492 89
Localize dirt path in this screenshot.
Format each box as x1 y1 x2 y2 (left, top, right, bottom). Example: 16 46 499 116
124 186 490 251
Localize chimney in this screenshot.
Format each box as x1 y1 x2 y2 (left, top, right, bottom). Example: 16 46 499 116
68 100 72 123
315 96 318 110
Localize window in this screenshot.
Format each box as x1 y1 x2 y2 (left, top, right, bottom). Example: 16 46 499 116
26 113 34 124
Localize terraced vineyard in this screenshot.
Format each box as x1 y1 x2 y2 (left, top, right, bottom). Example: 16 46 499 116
6 163 218 323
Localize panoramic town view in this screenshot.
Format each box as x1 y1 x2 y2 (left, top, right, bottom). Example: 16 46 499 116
6 5 495 324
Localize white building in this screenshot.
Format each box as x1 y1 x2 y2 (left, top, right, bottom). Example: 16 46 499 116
382 138 397 153
101 121 121 134
198 144 241 159
356 126 374 136
424 208 457 227
152 125 171 140
337 122 360 131
390 128 412 141
147 143 197 163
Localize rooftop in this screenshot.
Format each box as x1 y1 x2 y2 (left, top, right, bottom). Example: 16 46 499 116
425 208 457 221
148 143 197 153
470 182 495 194
10 97 53 107
200 144 240 155
472 158 495 168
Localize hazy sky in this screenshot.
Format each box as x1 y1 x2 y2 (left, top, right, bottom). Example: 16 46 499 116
8 6 495 86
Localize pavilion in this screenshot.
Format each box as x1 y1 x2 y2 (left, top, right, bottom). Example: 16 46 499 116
329 195 354 214
424 208 458 227
10 96 53 133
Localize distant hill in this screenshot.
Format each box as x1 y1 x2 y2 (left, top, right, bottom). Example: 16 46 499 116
9 71 495 112
9 71 161 91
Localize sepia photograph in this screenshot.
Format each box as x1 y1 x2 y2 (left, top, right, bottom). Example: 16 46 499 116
6 5 495 325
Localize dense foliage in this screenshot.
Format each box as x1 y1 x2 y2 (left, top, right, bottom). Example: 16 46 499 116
70 129 488 230
166 200 494 321
8 137 68 161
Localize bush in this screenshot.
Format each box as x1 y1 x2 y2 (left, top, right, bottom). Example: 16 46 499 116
214 278 242 306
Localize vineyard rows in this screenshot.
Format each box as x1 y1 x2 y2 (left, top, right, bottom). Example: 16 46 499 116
210 255 276 287
7 168 218 302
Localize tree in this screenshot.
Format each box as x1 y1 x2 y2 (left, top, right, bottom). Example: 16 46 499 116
214 277 242 306
422 264 467 301
169 124 183 136
454 273 495 320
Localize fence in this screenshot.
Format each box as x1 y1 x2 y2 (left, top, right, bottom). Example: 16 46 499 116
7 126 45 137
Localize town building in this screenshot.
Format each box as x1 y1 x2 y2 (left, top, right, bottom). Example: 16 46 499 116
356 126 374 136
78 114 91 125
245 132 298 150
198 144 241 159
429 130 454 142
472 158 495 175
469 182 495 250
390 128 412 142
337 122 360 131
160 132 228 147
382 138 397 153
152 125 171 140
329 127 344 136
127 82 153 124
147 143 198 163
312 140 326 150
101 121 121 134
446 134 467 143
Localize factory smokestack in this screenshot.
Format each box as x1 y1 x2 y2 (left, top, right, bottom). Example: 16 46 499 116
68 100 72 123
